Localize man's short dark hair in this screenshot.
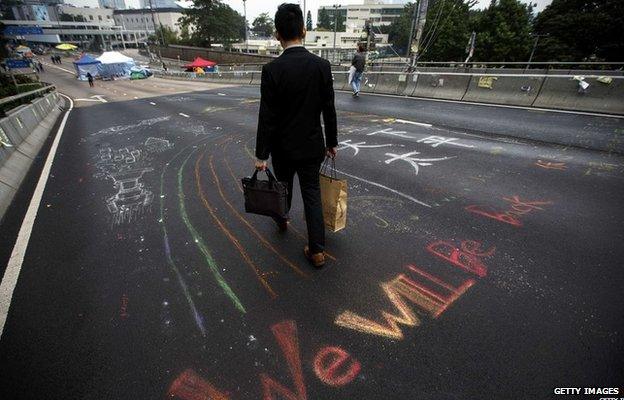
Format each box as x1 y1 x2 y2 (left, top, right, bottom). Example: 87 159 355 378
275 3 304 41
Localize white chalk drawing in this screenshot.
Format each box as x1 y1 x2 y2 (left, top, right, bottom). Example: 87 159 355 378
106 168 154 225
91 116 171 137
337 140 394 156
93 135 174 225
145 137 174 153
417 135 474 148
384 151 455 175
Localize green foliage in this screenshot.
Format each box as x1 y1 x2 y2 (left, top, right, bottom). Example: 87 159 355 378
150 25 179 45
252 12 274 37
419 0 476 61
180 0 245 47
471 0 533 62
533 0 624 62
306 10 313 31
317 8 331 30
387 2 415 55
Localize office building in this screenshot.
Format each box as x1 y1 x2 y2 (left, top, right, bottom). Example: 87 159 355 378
139 0 180 9
318 1 405 34
98 0 127 10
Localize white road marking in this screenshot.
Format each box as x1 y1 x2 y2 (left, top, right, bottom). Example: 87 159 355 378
134 96 138 99
179 113 190 118
217 93 226 96
0 94 74 339
334 168 431 208
150 102 156 105
74 95 107 103
395 119 432 128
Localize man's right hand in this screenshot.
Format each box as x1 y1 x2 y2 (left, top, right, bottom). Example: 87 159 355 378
326 147 337 159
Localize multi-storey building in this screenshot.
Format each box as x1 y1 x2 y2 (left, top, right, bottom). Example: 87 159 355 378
98 0 127 10
318 0 407 34
113 8 184 34
139 0 180 9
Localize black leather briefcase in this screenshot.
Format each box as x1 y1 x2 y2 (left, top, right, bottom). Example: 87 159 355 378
241 168 289 220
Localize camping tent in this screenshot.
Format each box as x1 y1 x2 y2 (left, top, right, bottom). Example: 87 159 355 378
73 54 101 81
96 51 135 78
183 57 216 72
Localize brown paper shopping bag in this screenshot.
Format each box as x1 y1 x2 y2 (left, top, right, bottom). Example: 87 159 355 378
319 158 347 232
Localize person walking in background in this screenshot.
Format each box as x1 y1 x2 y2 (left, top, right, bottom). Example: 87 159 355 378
50 55 55 64
86 72 94 87
350 44 366 97
254 3 338 268
38 61 44 73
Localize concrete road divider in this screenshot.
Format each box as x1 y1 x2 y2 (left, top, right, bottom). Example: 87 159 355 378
463 75 545 106
411 73 471 100
0 91 63 221
373 73 401 95
533 76 624 114
360 73 379 93
332 71 348 91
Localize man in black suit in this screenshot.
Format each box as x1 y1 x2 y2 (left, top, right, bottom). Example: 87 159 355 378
255 3 338 268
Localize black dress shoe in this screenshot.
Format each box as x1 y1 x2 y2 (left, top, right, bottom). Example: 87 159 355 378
275 218 288 232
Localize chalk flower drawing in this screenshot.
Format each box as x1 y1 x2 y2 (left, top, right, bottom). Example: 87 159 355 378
384 151 456 175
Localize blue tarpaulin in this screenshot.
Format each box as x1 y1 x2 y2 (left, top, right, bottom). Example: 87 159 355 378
96 51 135 78
73 54 101 81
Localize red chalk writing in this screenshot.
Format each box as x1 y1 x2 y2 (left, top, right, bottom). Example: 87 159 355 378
535 160 567 170
466 195 552 227
168 369 230 400
313 346 361 387
261 320 307 400
120 294 129 319
426 240 495 278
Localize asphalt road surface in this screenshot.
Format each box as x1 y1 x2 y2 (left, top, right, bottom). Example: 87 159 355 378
0 63 623 400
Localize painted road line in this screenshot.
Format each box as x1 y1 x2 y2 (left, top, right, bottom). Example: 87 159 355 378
0 93 74 339
218 93 226 96
134 96 138 99
395 119 433 128
150 102 156 105
334 168 431 208
179 113 190 118
42 62 75 75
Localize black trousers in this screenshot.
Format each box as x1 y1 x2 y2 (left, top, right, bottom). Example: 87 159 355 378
272 157 325 254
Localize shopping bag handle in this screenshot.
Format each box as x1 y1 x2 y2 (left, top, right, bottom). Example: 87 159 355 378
321 156 337 180
251 168 278 183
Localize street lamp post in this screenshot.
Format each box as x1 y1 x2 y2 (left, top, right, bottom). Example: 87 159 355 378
243 0 248 53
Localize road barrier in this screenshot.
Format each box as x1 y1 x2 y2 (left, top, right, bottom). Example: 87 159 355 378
0 90 64 221
154 70 624 115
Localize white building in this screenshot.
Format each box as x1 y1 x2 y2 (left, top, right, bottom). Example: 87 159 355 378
98 0 127 10
139 0 179 9
318 0 406 34
113 8 184 34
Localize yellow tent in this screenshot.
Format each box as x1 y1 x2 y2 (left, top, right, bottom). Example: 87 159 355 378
55 43 77 50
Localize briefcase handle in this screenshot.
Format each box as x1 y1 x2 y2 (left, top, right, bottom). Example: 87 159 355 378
251 168 278 183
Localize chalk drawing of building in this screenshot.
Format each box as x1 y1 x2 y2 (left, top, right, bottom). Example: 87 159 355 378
106 168 154 225
145 137 174 153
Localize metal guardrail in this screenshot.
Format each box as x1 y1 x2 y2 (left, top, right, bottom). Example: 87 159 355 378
0 84 56 118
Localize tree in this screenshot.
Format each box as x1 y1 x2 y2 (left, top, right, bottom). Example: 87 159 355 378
418 0 476 61
252 12 274 37
150 25 179 45
180 0 245 47
387 2 415 55
306 10 312 31
317 7 331 30
471 0 533 62
533 0 624 62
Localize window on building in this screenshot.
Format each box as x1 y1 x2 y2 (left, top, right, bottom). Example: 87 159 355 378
89 15 93 20
98 15 102 20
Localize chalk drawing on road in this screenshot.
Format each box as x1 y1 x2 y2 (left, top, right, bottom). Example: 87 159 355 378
106 168 154 225
145 137 174 153
417 135 474 148
367 128 412 139
384 151 456 175
91 115 171 137
535 160 567 170
75 95 107 103
337 140 394 156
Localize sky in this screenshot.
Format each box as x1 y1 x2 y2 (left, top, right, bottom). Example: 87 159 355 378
66 0 554 24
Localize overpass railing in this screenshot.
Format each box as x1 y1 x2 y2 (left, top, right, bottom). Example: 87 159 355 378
154 70 624 115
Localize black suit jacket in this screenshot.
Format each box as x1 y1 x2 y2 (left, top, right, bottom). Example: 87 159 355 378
255 46 338 161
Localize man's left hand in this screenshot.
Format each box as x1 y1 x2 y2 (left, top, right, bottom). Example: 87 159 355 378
255 159 268 171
